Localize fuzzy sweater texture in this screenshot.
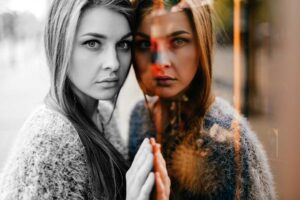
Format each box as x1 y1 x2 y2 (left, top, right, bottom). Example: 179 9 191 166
0 102 127 200
128 97 276 200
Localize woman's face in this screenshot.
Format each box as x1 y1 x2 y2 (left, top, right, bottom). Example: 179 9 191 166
134 11 198 99
68 7 132 101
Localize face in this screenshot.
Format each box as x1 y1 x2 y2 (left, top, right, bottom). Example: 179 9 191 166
134 11 198 99
68 7 132 102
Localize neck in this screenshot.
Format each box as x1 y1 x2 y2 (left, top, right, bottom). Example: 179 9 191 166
70 84 98 119
81 97 98 119
155 94 191 131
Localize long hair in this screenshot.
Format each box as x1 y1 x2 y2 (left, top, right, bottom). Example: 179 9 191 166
44 0 133 199
133 0 215 123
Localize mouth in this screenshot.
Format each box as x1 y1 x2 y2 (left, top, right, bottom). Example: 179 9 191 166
96 77 119 87
154 75 176 86
97 77 119 83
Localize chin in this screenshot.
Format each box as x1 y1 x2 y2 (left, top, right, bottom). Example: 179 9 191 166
94 91 118 101
156 87 189 100
155 90 179 100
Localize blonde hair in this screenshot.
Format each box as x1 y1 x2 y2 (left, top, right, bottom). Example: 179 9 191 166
44 0 133 199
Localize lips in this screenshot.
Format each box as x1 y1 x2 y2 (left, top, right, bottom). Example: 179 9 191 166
96 77 119 88
97 77 119 83
154 75 176 86
154 75 175 80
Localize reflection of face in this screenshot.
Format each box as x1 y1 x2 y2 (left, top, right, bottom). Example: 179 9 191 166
134 11 198 99
68 7 132 101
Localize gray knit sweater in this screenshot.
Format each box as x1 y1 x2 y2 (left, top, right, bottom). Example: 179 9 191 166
0 102 127 200
128 97 276 200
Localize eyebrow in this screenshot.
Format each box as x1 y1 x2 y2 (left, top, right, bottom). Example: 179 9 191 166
80 32 133 40
168 30 190 37
135 32 150 39
135 30 190 39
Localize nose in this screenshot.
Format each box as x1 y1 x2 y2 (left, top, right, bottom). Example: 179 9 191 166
103 46 120 72
151 39 171 68
151 50 171 68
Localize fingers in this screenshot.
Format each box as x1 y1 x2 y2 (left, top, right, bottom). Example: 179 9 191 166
126 138 154 200
138 172 155 200
155 172 170 200
150 138 171 200
128 138 152 178
154 150 171 191
150 138 171 193
134 138 152 164
155 172 165 196
135 152 154 188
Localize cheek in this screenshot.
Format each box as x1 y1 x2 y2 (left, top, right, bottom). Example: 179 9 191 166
134 51 150 74
134 52 153 83
118 52 131 79
68 49 98 88
177 47 199 84
69 56 85 83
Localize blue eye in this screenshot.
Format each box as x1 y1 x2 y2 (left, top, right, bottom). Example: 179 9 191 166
83 40 101 49
117 40 132 51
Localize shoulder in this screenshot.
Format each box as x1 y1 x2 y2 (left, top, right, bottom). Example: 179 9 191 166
129 99 149 133
205 97 244 129
199 98 275 198
19 105 83 151
0 105 91 199
129 97 156 124
203 97 256 140
130 99 147 117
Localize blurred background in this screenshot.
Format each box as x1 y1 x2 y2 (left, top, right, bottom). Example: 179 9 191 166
0 0 299 199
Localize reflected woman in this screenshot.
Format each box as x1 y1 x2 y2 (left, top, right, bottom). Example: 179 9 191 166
129 0 275 199
0 0 169 199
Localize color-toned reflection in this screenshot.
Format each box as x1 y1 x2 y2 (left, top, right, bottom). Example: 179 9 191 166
148 0 243 199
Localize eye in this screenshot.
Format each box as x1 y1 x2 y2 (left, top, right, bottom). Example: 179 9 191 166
83 40 101 50
171 38 189 48
135 40 151 51
117 40 132 51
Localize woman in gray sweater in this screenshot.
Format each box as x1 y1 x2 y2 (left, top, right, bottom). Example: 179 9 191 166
0 0 169 199
128 0 276 199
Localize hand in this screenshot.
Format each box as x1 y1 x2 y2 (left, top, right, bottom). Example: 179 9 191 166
126 138 155 200
150 138 171 200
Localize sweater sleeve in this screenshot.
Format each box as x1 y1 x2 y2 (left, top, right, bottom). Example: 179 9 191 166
203 98 276 199
240 120 276 200
0 109 92 200
213 98 276 199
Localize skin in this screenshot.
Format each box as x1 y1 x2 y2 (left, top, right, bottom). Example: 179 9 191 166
134 10 201 199
67 6 169 199
134 11 199 99
68 7 132 119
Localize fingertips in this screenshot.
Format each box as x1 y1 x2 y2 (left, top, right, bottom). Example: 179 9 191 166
150 137 156 146
156 150 166 167
135 138 152 161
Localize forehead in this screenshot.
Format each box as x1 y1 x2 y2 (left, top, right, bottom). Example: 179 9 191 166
77 6 130 37
137 11 193 36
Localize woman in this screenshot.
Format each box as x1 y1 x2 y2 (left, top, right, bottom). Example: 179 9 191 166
129 0 276 199
0 0 169 199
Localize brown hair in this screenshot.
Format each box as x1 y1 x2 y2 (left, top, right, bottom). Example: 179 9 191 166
133 0 215 122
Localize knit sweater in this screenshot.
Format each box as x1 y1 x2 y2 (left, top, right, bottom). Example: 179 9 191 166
0 102 127 200
128 97 276 200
